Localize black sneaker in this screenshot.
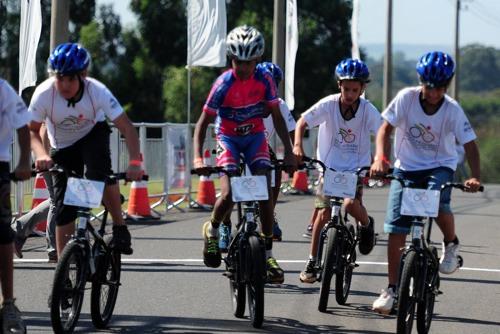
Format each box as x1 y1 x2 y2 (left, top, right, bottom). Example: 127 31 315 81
13 236 26 259
111 225 133 255
358 216 375 255
266 257 284 284
202 221 221 268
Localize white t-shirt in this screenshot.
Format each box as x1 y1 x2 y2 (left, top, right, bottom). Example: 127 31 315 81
263 98 296 139
0 79 31 161
29 77 123 149
383 86 476 171
302 94 382 171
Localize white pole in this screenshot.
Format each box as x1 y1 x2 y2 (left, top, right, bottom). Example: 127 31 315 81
186 2 193 205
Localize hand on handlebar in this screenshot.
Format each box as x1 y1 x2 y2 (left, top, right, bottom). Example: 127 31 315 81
370 160 389 178
463 177 481 192
283 152 298 175
126 164 145 182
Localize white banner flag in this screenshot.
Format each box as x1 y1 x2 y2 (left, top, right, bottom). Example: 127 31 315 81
19 0 42 94
285 0 298 110
187 0 226 67
351 0 361 60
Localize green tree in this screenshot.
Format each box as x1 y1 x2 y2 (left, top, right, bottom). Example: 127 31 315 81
460 44 500 92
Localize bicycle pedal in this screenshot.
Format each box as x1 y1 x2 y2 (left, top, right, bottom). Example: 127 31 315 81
353 263 359 268
437 289 443 295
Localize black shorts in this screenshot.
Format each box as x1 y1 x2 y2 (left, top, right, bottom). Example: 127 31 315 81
0 162 15 244
50 122 114 226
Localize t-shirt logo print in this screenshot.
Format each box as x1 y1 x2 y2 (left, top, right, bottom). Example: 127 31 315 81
336 128 356 143
409 123 435 143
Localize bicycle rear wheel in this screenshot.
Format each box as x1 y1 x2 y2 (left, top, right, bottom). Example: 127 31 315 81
396 250 419 334
91 236 122 328
318 227 340 312
246 235 265 328
416 246 439 333
335 224 356 305
50 241 87 334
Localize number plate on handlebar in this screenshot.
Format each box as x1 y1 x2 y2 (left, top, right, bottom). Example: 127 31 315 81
323 170 357 199
401 188 440 218
63 177 105 208
231 175 269 202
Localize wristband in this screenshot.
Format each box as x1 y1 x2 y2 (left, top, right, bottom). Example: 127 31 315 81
129 160 142 167
375 155 391 165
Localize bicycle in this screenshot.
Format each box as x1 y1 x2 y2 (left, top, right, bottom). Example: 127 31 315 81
49 167 148 333
191 161 286 328
382 174 484 334
299 157 372 312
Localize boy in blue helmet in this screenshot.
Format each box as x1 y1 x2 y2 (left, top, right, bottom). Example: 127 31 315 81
370 51 481 314
28 43 144 258
294 58 382 283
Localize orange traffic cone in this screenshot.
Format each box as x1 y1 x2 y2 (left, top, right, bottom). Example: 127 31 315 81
196 149 216 207
31 173 49 236
126 156 159 221
291 170 310 194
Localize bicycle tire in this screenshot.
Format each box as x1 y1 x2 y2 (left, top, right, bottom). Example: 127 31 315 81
91 235 122 329
318 227 340 312
335 223 356 305
396 250 419 334
416 246 439 333
246 235 265 328
50 241 87 334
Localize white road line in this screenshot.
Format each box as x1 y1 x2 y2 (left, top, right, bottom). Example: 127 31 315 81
15 258 500 273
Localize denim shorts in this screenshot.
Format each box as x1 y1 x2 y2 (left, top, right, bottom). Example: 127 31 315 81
384 167 454 235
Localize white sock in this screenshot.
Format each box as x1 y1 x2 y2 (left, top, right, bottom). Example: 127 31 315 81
266 249 273 258
207 225 219 238
309 254 317 261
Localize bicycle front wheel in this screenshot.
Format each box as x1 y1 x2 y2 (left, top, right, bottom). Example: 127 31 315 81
50 241 87 334
318 227 340 312
396 250 419 334
335 224 356 305
416 246 439 333
91 236 122 329
246 235 265 328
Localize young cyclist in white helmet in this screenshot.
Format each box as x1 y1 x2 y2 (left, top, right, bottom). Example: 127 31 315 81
217 61 296 248
370 51 481 314
29 43 144 258
294 58 381 283
193 25 297 284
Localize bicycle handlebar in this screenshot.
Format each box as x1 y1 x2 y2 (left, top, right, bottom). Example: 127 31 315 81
191 159 294 177
48 167 149 182
299 156 370 176
8 170 39 182
380 173 484 193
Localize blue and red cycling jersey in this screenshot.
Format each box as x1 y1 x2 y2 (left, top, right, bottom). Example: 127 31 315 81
203 66 280 136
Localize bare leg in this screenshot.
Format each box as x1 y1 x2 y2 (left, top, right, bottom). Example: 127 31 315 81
56 223 74 256
388 233 406 285
102 183 125 225
0 244 14 300
435 212 455 242
309 208 331 257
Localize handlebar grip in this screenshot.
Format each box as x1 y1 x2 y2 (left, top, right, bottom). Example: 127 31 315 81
479 185 484 192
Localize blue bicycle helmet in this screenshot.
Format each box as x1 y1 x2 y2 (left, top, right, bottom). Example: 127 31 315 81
416 51 455 87
335 58 370 83
48 43 91 75
257 62 283 86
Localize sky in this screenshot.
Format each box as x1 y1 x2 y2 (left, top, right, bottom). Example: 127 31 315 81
97 0 500 50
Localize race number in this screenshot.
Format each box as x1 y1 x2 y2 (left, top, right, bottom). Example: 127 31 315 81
400 188 440 218
231 175 269 202
64 177 105 208
323 169 357 199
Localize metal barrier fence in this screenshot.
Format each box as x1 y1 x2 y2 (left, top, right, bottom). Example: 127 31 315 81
10 123 319 216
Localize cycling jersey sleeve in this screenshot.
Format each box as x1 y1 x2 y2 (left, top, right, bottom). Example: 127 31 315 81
453 106 477 145
0 80 30 129
279 99 296 132
302 97 332 128
366 102 383 135
203 71 232 116
382 87 413 127
91 81 123 121
28 83 49 123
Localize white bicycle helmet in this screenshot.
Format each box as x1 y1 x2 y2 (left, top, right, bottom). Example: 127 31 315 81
226 25 265 61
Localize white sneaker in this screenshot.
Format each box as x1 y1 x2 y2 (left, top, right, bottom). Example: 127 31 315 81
439 241 460 274
372 287 395 315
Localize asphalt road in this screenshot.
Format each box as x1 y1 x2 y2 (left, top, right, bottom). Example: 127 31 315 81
15 184 500 333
